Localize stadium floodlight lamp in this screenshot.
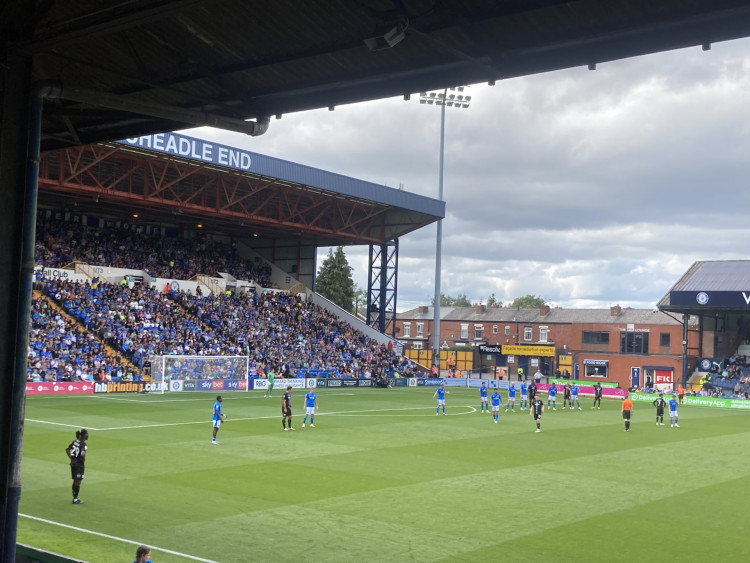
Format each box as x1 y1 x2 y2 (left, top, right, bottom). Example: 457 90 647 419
415 86 471 372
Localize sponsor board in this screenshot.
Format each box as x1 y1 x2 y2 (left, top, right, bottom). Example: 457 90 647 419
170 380 184 392
417 378 443 386
274 378 306 389
94 381 167 393
326 379 343 387
630 393 750 409
443 379 466 388
358 379 372 387
316 379 328 388
197 380 214 391
254 379 268 390
547 378 618 388
26 382 95 395
502 344 556 357
341 379 359 387
393 378 407 387
183 380 197 391
467 378 506 389
537 382 627 399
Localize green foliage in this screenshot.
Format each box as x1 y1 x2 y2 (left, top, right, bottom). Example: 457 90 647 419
352 283 365 317
486 293 503 308
316 246 355 312
510 294 546 308
431 292 473 307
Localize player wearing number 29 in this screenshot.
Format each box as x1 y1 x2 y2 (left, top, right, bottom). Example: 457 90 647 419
65 428 88 504
212 396 225 445
302 389 318 428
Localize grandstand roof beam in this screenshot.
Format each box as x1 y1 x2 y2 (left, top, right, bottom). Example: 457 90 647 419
40 81 271 137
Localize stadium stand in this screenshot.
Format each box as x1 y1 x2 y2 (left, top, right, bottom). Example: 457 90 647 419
30 214 412 383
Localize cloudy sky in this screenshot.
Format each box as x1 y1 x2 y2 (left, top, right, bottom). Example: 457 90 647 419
187 36 750 312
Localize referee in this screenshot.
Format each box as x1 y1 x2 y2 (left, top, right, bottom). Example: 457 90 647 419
622 395 633 432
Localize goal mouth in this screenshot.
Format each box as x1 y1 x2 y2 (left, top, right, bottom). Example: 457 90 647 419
146 355 250 394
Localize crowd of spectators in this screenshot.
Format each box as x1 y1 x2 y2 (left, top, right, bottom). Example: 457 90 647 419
29 211 412 384
704 355 750 399
176 290 409 379
27 294 137 383
35 215 272 286
33 276 412 383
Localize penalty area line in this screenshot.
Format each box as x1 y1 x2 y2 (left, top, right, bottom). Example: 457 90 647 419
19 513 219 563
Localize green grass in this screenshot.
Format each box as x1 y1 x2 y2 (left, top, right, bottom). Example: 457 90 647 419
18 388 750 562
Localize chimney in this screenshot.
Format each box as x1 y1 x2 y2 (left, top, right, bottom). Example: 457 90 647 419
475 304 486 314
539 304 550 316
610 304 622 316
418 306 428 314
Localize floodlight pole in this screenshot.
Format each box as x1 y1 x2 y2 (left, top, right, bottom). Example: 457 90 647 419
418 87 470 374
433 97 446 372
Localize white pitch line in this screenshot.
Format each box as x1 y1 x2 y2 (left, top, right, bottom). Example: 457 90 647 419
90 392 356 404
23 419 86 430
19 513 219 563
25 404 477 431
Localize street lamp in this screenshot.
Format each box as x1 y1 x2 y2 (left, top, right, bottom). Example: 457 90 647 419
418 87 471 374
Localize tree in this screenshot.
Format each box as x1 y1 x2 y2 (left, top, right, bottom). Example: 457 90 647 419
316 247 355 312
486 293 503 308
352 283 365 318
510 294 546 308
432 292 473 307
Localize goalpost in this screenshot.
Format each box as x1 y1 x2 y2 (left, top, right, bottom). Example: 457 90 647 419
146 355 250 394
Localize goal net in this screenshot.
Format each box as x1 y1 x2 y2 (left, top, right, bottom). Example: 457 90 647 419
146 355 249 393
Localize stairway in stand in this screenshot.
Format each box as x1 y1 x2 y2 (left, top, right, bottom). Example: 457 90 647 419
32 290 141 376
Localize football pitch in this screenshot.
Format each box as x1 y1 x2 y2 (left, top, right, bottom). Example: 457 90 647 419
18 388 750 562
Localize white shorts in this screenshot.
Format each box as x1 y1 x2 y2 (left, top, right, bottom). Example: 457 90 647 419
213 419 222 428
521 394 527 400
548 396 555 402
508 397 515 403
492 405 500 413
480 397 488 403
305 406 315 415
437 399 445 406
670 410 678 417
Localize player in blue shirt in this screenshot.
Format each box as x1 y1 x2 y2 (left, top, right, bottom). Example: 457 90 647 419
479 381 489 413
490 389 503 423
668 394 680 427
212 395 225 445
433 383 449 415
302 388 318 428
547 383 557 410
506 383 516 412
520 382 528 409
571 383 581 409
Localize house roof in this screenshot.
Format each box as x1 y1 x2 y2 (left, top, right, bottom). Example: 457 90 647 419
399 306 696 326
658 260 750 313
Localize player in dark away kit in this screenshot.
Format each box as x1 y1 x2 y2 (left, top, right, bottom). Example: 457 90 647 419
66 428 88 504
653 393 667 426
282 385 294 430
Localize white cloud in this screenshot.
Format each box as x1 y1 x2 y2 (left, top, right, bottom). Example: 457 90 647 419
187 36 750 311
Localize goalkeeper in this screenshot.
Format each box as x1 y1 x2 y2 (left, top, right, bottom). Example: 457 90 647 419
212 395 225 445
